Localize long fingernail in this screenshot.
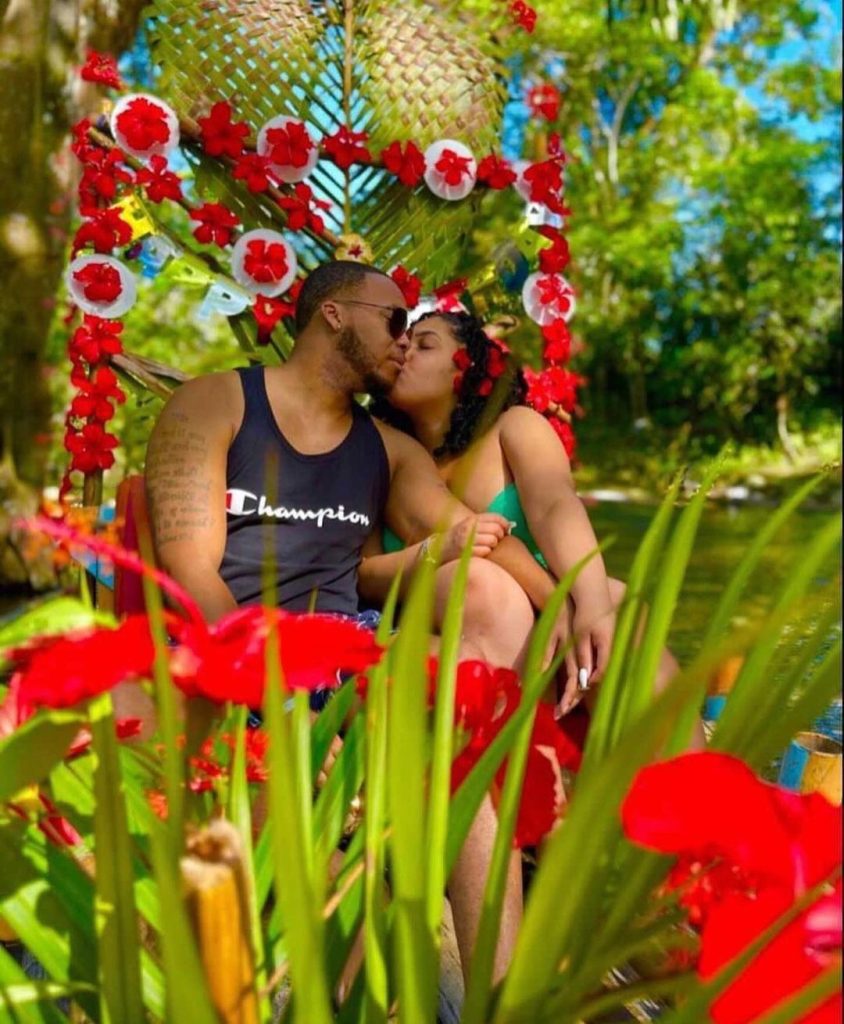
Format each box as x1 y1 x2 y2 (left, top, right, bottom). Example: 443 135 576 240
578 667 589 691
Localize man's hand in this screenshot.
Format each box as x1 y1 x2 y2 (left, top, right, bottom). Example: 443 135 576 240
438 512 511 563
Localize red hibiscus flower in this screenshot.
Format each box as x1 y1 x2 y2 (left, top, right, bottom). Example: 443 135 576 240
8 615 156 709
189 202 240 246
435 148 473 186
536 273 575 316
541 318 572 364
72 261 123 302
390 265 422 308
523 159 566 214
523 366 581 414
197 101 249 160
623 752 843 1024
69 365 126 422
434 277 468 312
323 127 371 170
69 316 124 365
73 208 133 255
277 182 330 234
510 0 537 32
527 83 561 121
477 153 517 189
232 153 275 193
167 606 384 707
243 239 288 283
265 121 315 168
381 140 426 186
115 97 171 153
64 421 119 472
452 347 473 392
548 415 576 458
253 293 295 345
80 49 123 89
70 118 97 163
78 149 133 206
136 154 183 203
538 226 571 274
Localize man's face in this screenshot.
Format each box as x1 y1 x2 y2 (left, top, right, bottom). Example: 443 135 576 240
331 275 409 396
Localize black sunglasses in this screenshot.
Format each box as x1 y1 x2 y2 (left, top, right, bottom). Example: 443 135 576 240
335 299 409 340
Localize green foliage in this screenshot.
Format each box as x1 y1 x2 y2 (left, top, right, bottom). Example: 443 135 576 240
0 484 840 1021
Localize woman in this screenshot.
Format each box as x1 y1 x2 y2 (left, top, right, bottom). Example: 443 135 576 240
359 309 672 717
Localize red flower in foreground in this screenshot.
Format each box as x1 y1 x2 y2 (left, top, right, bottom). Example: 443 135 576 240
80 49 123 89
115 97 171 153
72 261 123 302
167 606 383 707
277 182 329 233
68 316 124 365
541 318 572 364
64 422 119 472
527 83 561 121
435 148 473 186
243 240 288 283
197 101 249 160
443 660 585 846
390 265 422 308
8 616 156 709
380 140 426 187
265 121 315 168
190 202 240 246
73 208 133 254
623 752 843 1024
136 154 183 203
477 153 517 189
323 127 371 170
232 153 275 193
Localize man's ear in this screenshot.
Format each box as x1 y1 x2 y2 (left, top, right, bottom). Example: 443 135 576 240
320 299 342 332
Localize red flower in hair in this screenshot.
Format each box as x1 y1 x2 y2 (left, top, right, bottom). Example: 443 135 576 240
323 127 371 170
523 159 567 215
541 318 572 364
390 265 422 308
435 148 473 186
265 121 314 168
8 616 155 709
136 154 183 203
115 97 171 152
80 50 123 89
232 153 275 193
253 294 295 345
452 347 472 392
69 365 126 422
278 182 330 233
64 422 119 472
477 153 517 189
538 226 571 274
78 149 133 206
69 316 124 365
72 261 122 302
243 240 288 283
381 140 426 186
167 606 383 706
190 202 240 246
197 102 249 159
73 208 133 254
527 83 561 121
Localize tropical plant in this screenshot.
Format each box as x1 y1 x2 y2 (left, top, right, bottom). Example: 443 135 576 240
0 477 839 1023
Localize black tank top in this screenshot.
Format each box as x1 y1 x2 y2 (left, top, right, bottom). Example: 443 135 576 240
220 366 390 613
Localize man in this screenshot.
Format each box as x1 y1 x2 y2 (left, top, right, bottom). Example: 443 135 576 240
145 260 544 985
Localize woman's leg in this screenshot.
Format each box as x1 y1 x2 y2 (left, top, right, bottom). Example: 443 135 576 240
434 558 534 984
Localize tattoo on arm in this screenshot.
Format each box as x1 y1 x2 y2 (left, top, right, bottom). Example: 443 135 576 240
147 414 217 548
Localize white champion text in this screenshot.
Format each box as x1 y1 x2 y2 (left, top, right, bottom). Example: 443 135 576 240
225 488 370 528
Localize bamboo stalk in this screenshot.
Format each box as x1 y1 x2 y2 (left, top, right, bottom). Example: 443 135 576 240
181 820 259 1024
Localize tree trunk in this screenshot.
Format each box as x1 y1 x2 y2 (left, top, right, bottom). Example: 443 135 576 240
776 392 798 463
0 0 146 589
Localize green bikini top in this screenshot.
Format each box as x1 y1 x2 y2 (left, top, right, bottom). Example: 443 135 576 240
382 482 548 568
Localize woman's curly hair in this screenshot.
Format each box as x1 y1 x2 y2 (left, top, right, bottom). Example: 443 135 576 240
372 311 527 460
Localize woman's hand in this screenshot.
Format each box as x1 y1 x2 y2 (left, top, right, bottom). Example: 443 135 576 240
437 512 511 563
553 595 616 717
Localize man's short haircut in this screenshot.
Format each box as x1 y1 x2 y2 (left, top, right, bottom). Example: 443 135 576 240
295 260 391 334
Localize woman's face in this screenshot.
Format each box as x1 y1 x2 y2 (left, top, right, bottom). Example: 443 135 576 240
388 316 462 412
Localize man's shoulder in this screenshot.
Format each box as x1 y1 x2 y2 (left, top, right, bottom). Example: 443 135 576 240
162 370 242 418
370 415 428 472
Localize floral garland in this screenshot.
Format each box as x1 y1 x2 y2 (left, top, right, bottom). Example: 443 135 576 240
64 48 576 498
